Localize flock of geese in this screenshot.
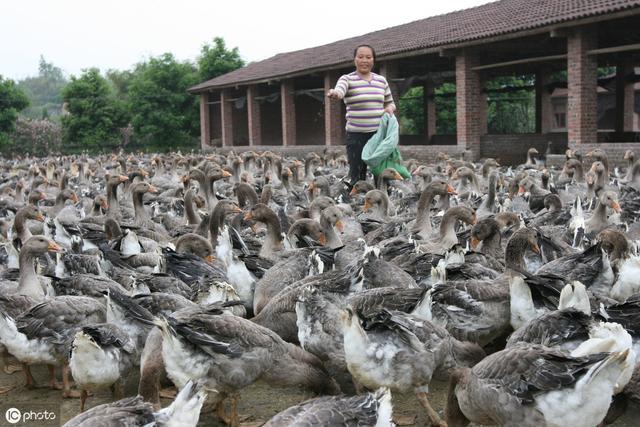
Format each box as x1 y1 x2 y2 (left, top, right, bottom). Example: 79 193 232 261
0 146 639 426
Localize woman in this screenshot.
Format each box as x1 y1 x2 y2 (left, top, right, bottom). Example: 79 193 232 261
327 44 396 186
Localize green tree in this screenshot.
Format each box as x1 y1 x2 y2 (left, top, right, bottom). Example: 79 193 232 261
61 68 127 152
106 68 135 101
128 53 200 151
197 37 245 81
17 56 67 121
398 87 424 135
0 75 30 151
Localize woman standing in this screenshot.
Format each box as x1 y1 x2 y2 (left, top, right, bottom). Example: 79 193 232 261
327 44 396 185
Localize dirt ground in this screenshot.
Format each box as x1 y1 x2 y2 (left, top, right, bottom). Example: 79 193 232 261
0 359 637 426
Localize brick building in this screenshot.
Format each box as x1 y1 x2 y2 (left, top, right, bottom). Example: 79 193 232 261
188 0 640 165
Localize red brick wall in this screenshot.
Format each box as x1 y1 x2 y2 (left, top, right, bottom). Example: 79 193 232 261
567 28 597 146
247 85 262 146
324 72 343 146
456 50 482 159
220 90 234 147
281 80 296 146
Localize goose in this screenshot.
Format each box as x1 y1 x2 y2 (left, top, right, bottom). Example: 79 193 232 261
417 206 476 255
62 379 206 427
68 323 136 411
264 388 393 427
148 304 340 427
10 205 45 247
339 307 484 427
446 344 629 427
0 295 106 396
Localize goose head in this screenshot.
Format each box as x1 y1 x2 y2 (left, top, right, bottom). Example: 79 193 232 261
470 218 501 249
175 233 214 262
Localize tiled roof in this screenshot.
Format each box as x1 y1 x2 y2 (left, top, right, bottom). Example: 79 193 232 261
189 0 640 93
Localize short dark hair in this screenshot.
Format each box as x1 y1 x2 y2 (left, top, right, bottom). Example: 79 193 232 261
353 44 376 61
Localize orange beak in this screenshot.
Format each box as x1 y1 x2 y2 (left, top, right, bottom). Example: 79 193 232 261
205 254 215 263
71 193 79 203
318 233 327 246
363 200 372 213
308 182 315 191
394 172 403 181
518 186 526 194
119 175 129 182
470 237 480 249
471 213 477 225
35 213 45 222
101 200 109 210
222 170 232 178
350 187 358 196
611 201 621 213
232 206 242 214
335 219 344 232
531 242 540 254
148 185 158 194
244 211 253 221
411 168 420 176
446 185 457 195
47 241 64 253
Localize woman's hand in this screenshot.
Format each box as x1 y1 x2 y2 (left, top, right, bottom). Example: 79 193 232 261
327 89 342 100
384 103 396 115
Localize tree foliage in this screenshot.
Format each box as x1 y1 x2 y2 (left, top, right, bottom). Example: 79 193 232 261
198 37 245 82
17 56 67 121
61 68 127 152
11 117 62 156
128 53 200 151
0 76 30 151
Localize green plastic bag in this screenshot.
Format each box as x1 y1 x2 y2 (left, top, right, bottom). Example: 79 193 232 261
361 113 410 179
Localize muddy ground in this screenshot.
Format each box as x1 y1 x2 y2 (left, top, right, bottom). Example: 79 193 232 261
0 359 637 426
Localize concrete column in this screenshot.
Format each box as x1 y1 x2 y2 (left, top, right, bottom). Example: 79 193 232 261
567 27 598 146
324 72 343 146
247 85 262 146
199 93 211 150
380 61 400 115
455 49 482 158
220 90 234 147
615 62 635 132
423 83 436 141
281 80 296 146
535 68 553 134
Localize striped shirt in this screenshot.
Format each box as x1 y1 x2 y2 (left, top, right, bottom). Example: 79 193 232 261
334 72 394 133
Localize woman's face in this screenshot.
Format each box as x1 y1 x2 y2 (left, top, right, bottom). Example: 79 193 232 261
354 47 374 74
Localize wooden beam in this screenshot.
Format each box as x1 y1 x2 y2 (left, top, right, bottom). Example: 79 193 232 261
587 43 640 56
472 54 567 71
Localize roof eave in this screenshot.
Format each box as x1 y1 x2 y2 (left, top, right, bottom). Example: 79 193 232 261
189 6 640 94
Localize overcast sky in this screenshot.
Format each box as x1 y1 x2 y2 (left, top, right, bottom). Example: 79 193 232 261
2 0 489 81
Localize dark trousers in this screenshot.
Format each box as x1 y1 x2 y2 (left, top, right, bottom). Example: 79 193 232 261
346 131 374 185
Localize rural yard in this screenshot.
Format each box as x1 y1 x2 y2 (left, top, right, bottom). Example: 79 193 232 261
0 361 638 426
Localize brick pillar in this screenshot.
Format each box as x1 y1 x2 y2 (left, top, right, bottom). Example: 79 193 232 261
220 90 234 147
199 93 211 150
281 80 296 146
247 85 262 146
615 62 635 132
423 83 436 141
567 28 597 146
455 49 482 158
380 61 400 115
535 68 553 134
324 72 343 146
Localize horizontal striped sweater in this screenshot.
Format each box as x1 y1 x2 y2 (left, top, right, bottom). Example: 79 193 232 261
334 71 394 133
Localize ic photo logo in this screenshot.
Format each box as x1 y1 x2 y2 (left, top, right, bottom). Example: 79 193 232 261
5 408 20 424
3 406 57 425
